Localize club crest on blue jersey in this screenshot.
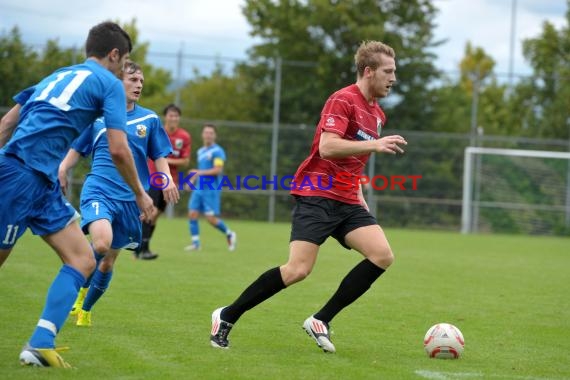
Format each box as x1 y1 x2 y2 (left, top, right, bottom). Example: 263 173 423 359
136 124 147 138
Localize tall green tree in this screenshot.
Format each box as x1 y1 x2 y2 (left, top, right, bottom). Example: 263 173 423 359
508 5 570 138
0 27 40 107
239 0 442 131
121 19 173 111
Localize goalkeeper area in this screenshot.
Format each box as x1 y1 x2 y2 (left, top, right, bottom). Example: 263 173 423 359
1 219 568 379
462 147 570 235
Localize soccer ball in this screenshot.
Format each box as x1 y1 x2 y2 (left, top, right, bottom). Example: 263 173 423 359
423 323 465 359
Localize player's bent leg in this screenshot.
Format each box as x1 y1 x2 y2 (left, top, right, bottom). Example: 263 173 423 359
98 249 119 272
205 214 237 251
279 240 319 286
78 248 119 327
304 225 391 353
210 245 314 348
23 222 93 365
344 224 394 269
87 219 114 256
42 221 95 278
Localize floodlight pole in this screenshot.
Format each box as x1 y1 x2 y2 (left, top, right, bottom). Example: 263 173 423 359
508 0 517 86
566 122 570 227
268 57 282 223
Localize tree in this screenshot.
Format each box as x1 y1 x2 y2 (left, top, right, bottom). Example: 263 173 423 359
0 27 39 108
120 19 173 111
508 5 569 139
239 0 442 131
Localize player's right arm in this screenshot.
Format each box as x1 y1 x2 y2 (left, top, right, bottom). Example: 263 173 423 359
0 104 21 148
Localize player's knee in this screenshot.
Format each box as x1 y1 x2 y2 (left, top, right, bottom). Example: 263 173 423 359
368 248 394 269
282 264 312 285
91 240 111 255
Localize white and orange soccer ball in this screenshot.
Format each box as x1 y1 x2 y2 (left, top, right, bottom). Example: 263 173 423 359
423 323 465 359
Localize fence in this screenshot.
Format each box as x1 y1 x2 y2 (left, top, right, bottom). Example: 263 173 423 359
53 119 568 235
2 49 569 235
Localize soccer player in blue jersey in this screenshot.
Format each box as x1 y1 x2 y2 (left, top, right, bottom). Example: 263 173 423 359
0 22 155 368
58 61 179 327
184 124 236 251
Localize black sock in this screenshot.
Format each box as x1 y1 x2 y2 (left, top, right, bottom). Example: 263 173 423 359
314 259 385 324
221 267 286 324
140 222 155 252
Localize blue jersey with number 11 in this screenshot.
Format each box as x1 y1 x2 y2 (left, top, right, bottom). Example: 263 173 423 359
1 59 127 183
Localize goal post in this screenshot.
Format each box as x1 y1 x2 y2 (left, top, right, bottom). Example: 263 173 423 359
461 147 570 234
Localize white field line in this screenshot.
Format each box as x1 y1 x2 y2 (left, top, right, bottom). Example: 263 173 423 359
414 370 560 380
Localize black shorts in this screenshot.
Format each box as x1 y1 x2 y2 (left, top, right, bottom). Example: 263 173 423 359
290 195 378 249
148 187 167 212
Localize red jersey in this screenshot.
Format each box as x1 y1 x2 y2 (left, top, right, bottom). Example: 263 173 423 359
148 127 191 185
290 84 386 204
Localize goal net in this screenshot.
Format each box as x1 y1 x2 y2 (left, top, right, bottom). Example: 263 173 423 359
461 147 570 235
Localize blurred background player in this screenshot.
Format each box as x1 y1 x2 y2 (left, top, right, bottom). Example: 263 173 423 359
58 61 179 327
137 103 191 259
0 22 154 368
185 124 236 251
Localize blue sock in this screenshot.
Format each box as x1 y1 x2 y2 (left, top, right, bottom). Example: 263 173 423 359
82 269 113 312
189 219 200 246
29 264 85 348
83 250 105 288
215 220 229 235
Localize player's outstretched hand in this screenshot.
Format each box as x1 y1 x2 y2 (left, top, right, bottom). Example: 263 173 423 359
136 192 156 222
376 135 407 154
163 181 180 204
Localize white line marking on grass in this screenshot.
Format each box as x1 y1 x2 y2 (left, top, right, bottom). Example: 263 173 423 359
415 370 558 380
415 370 483 379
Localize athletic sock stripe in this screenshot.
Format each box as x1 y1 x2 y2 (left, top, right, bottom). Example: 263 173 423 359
37 319 57 335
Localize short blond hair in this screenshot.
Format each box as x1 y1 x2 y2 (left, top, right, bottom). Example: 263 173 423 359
355 41 395 77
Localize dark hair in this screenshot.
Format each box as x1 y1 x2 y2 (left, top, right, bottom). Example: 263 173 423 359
163 103 182 116
123 60 142 75
203 123 217 132
85 21 132 59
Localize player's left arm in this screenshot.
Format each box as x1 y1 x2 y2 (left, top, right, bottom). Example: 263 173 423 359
58 149 81 196
188 157 223 177
154 157 180 204
0 104 21 148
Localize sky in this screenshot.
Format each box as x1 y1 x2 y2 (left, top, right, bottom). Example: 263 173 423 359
0 0 567 82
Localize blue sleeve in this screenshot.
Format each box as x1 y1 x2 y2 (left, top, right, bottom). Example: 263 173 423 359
71 125 94 156
13 86 36 105
102 79 127 131
214 147 226 162
148 118 172 160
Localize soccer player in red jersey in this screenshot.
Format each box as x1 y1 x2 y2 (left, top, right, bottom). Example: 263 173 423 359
137 104 191 259
210 41 407 352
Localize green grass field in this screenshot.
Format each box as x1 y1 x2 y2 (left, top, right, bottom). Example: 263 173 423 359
1 219 569 379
